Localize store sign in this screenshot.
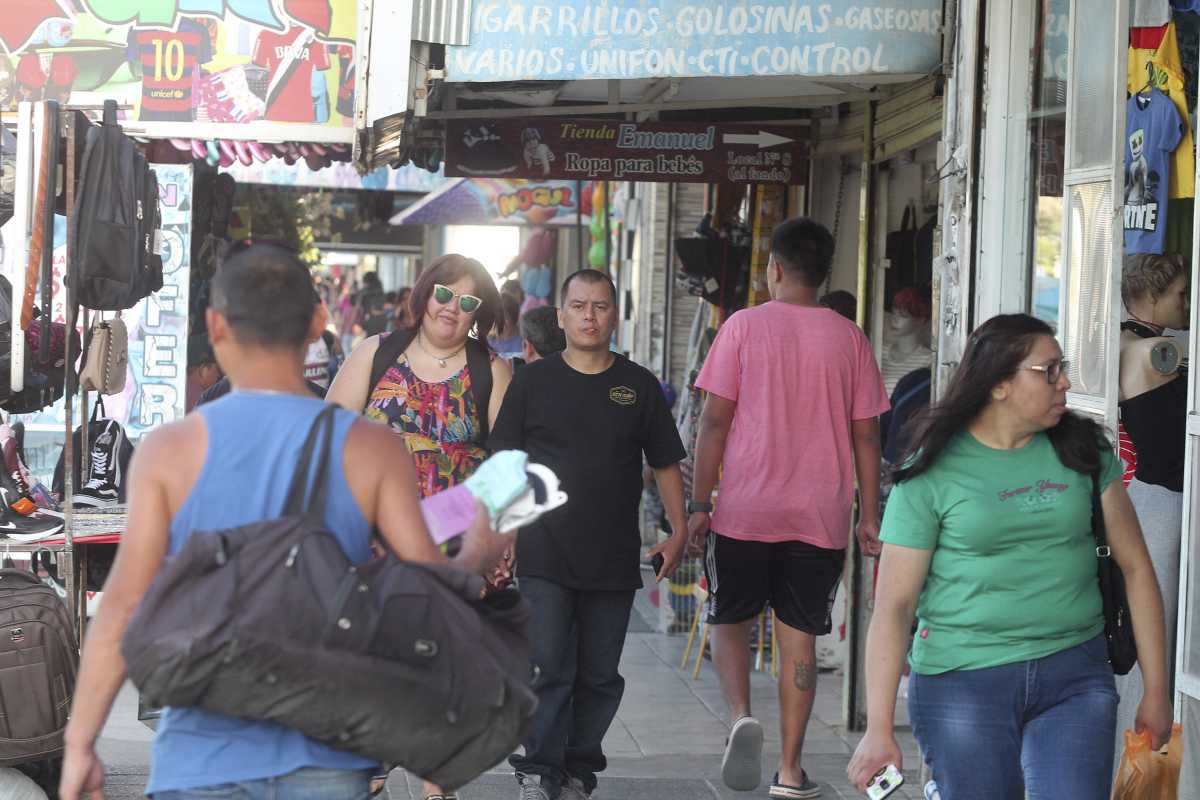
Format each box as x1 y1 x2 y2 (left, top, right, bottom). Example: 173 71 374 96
446 0 943 82
445 118 807 184
125 163 193 437
0 1 357 142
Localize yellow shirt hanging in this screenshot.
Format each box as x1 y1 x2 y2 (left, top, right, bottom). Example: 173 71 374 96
1128 21 1195 199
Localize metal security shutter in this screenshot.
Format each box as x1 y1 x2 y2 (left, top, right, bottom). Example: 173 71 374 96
668 183 709 393
872 77 944 164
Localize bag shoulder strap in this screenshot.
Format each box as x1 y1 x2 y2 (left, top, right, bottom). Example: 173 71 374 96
1091 470 1109 551
465 337 493 445
891 376 931 411
366 329 416 411
283 404 338 518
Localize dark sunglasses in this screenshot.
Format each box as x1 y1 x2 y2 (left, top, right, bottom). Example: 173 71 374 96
433 283 482 314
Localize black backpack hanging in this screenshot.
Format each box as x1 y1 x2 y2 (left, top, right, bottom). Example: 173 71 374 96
69 100 161 311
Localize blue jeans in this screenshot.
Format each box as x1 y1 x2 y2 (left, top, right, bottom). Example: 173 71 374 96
509 576 635 795
910 634 1118 800
153 767 372 799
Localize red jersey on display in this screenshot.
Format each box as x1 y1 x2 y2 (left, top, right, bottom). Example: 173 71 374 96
252 27 330 123
130 21 213 122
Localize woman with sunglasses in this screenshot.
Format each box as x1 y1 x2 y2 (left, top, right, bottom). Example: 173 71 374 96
847 314 1172 799
327 255 510 800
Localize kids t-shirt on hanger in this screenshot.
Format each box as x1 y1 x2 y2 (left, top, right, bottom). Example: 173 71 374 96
1125 88 1184 254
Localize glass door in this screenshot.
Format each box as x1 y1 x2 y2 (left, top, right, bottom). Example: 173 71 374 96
1056 0 1127 430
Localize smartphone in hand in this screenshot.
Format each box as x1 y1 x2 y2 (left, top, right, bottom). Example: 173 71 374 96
866 765 904 800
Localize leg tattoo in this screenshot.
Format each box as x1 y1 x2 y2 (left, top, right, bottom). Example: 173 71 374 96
793 660 816 691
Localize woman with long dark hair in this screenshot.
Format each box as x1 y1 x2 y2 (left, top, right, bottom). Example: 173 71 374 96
327 254 510 800
847 314 1172 799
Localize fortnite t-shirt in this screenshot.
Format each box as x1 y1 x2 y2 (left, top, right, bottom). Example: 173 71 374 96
1124 89 1183 255
252 27 330 123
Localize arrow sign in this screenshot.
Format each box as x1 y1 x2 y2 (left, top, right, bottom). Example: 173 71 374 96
722 131 795 149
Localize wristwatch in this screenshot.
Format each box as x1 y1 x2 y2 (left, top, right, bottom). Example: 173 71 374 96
687 500 714 514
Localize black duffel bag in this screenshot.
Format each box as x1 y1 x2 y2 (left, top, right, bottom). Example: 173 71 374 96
121 405 537 790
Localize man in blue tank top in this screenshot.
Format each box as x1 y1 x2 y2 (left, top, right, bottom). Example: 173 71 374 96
59 244 513 800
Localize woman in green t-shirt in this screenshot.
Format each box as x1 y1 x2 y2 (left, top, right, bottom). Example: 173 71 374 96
847 314 1172 799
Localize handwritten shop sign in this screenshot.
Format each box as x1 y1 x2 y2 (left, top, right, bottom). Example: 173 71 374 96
446 1 943 82
446 118 807 184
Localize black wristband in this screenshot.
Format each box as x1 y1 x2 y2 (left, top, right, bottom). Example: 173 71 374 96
687 500 714 514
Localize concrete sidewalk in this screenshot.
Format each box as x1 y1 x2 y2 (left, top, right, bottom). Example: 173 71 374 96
386 570 923 800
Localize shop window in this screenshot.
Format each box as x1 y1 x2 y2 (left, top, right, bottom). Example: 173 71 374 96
1028 0 1069 327
1062 182 1114 397
1056 0 1121 414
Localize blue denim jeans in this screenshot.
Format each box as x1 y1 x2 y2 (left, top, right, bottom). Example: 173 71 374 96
509 576 636 796
153 767 372 799
910 634 1118 800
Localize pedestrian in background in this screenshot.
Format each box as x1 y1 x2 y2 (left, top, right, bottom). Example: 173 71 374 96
848 313 1173 799
518 305 566 365
327 254 511 800
491 269 690 800
689 218 888 799
491 292 524 357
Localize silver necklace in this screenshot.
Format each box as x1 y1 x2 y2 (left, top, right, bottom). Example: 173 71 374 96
415 332 465 368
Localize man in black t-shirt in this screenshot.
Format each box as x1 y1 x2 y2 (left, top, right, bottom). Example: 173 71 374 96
491 270 689 800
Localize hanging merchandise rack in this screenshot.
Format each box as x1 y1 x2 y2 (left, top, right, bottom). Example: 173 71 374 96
0 102 140 644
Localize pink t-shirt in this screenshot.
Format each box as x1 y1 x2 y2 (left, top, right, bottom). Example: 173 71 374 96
695 302 889 549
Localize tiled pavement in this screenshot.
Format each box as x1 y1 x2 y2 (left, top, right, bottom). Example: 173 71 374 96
385 569 923 800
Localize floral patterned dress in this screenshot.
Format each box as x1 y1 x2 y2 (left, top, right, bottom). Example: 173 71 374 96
365 351 488 499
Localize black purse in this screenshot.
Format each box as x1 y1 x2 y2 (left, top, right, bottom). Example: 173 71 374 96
1091 472 1137 675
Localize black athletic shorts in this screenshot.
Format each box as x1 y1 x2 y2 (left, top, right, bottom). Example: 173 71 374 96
703 531 845 635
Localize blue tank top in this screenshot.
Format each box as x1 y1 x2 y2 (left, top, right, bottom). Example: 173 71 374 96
147 393 376 794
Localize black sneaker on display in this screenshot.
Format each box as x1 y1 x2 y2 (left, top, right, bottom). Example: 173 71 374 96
73 424 124 509
0 509 63 542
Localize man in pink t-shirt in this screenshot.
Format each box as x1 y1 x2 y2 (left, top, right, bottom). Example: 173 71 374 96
690 217 889 798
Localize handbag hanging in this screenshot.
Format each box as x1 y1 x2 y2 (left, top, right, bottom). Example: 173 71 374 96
1092 472 1138 674
80 314 127 395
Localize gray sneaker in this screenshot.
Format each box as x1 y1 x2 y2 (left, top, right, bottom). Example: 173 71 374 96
517 773 551 800
721 715 764 791
559 776 591 800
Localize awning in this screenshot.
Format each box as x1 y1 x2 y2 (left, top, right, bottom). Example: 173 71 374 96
390 178 591 226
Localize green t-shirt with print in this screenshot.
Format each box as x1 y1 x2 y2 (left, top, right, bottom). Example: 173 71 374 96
880 431 1121 675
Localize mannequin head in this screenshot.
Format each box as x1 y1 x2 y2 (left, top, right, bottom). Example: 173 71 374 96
889 287 932 339
1122 253 1190 330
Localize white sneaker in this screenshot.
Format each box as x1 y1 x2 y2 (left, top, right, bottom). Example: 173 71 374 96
516 773 551 800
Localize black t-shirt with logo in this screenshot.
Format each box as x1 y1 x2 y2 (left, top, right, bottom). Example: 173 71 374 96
490 352 685 591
